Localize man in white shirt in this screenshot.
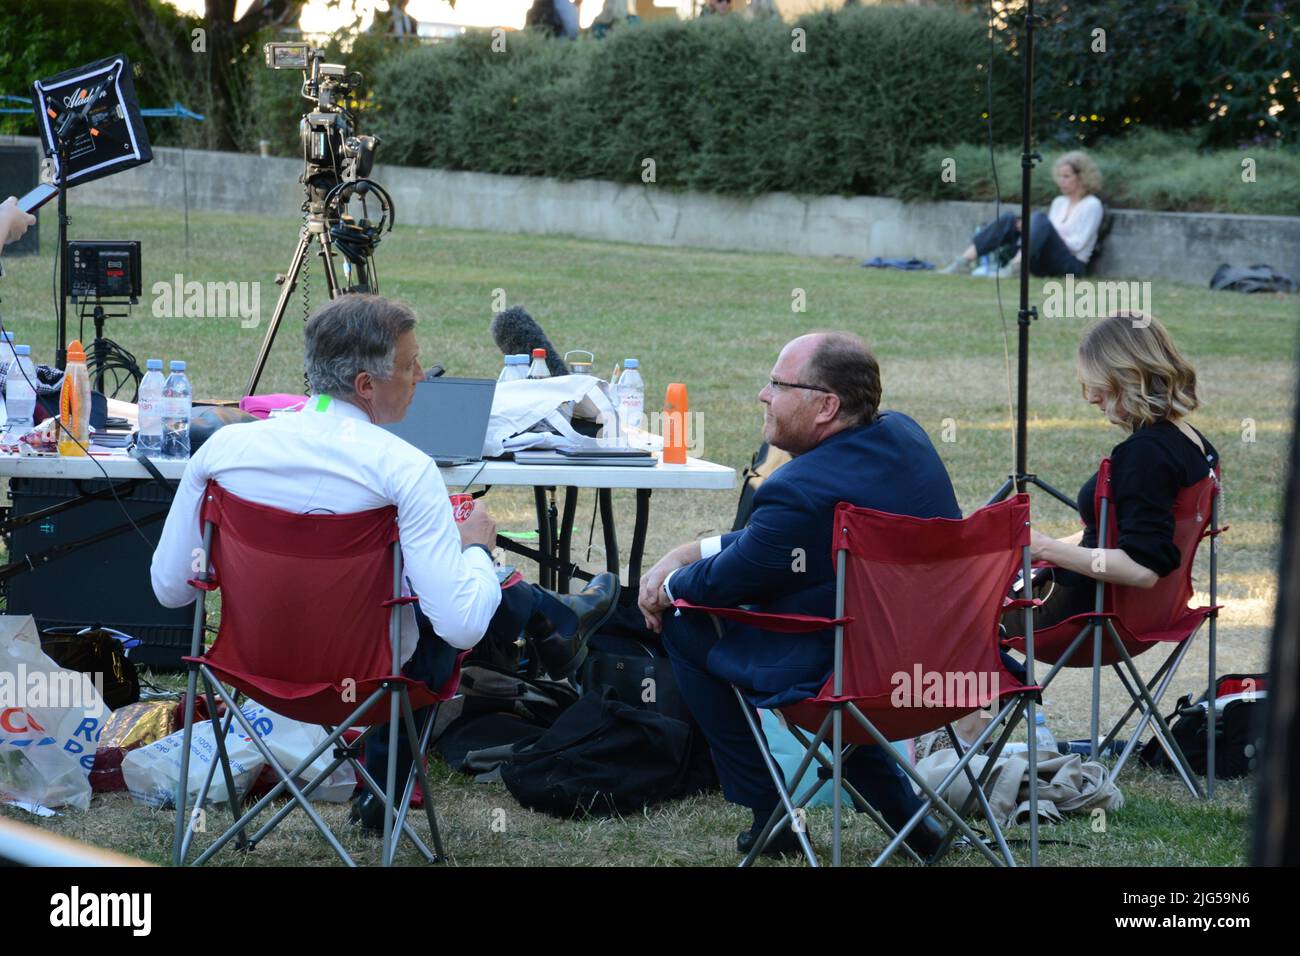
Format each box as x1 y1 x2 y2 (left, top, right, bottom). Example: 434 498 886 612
151 294 618 827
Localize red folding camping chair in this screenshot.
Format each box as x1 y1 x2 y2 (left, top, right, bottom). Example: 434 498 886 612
676 494 1043 867
171 481 462 867
1003 459 1224 798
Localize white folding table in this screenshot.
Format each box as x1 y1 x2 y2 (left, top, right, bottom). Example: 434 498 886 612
0 452 736 597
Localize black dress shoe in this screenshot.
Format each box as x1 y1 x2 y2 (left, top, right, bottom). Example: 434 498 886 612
348 792 386 837
534 572 620 679
736 822 804 858
899 814 950 862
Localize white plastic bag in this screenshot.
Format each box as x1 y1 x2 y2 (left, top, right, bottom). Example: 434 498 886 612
485 374 621 457
0 615 110 811
122 699 356 808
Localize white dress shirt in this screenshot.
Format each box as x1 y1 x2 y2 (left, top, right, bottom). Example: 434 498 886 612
1048 194 1104 264
150 395 501 664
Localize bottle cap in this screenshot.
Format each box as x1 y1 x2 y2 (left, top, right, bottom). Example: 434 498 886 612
624 358 639 369
2 332 13 343
67 339 86 363
147 358 163 370
14 345 30 356
170 360 187 371
531 348 546 359
513 354 529 363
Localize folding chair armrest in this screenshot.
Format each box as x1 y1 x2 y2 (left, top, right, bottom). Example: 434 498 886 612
381 596 421 608
1002 597 1043 610
1203 524 1230 538
671 599 849 634
187 578 218 592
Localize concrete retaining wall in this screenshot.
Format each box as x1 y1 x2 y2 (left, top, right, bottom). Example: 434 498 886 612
5 136 1297 286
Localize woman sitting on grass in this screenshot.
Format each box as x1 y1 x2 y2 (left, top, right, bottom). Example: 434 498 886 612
940 151 1105 279
957 312 1218 748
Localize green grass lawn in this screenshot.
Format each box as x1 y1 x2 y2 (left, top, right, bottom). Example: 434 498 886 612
0 202 1294 866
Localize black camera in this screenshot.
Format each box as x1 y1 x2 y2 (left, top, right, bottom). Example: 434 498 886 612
265 42 378 191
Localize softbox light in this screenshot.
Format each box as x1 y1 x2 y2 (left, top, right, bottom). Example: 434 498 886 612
31 53 152 187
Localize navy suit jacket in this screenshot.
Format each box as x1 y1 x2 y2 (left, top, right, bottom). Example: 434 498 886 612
668 411 960 708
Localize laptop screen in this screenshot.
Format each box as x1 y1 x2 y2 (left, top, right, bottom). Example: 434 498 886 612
382 377 497 461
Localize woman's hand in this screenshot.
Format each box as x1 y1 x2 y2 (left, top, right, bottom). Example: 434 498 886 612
1029 529 1057 562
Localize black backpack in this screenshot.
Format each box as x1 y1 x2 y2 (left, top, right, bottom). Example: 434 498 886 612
39 626 140 710
579 603 691 723
433 664 578 772
1138 672 1266 779
500 687 716 817
1210 263 1298 294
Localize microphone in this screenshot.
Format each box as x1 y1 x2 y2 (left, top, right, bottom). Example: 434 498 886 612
489 306 569 377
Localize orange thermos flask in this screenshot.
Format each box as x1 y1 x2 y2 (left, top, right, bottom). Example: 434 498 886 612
663 383 688 464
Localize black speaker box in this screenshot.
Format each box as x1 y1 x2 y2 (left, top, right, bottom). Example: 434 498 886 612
4 477 191 669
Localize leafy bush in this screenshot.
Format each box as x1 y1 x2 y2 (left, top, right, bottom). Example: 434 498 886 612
371 8 1010 196
995 0 1297 148
905 131 1300 215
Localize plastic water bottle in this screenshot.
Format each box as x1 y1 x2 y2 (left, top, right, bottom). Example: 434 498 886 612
617 358 645 435
498 354 528 383
0 332 16 432
527 348 550 380
137 358 165 456
5 345 37 441
1034 711 1058 754
161 360 192 460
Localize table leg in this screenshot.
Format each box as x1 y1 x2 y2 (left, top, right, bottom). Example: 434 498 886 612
534 486 554 591
558 487 578 594
627 488 652 605
598 488 619 579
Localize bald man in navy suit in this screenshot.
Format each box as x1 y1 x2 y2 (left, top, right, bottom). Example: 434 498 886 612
640 332 960 859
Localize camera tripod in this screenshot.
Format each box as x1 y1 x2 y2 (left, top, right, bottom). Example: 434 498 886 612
244 179 392 397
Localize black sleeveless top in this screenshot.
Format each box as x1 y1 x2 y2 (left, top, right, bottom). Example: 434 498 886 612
1074 420 1218 578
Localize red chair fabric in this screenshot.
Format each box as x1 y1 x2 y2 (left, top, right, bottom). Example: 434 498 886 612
678 495 1038 744
183 481 447 726
1005 459 1222 667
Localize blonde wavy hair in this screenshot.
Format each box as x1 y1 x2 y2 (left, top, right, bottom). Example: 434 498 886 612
1077 313 1200 431
1055 150 1102 196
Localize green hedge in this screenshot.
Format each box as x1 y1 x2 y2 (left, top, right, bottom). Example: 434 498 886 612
370 9 1011 197
363 3 1296 200
901 131 1300 216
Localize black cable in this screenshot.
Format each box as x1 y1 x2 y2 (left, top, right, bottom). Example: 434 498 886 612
988 0 1016 480
0 308 156 549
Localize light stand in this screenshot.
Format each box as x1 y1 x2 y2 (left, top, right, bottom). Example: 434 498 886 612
987 0 1073 510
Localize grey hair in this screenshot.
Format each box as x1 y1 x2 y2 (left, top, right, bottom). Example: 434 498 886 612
303 294 417 398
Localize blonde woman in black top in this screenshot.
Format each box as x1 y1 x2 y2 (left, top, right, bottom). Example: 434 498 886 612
1015 311 1219 632
953 312 1219 748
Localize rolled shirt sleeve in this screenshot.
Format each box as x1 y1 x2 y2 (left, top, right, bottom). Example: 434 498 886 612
150 440 215 608
389 458 501 649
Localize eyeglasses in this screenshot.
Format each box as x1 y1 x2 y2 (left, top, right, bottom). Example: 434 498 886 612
767 377 833 395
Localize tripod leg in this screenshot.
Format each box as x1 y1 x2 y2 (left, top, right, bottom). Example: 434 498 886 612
1026 475 1079 512
319 228 343 297
245 228 315 397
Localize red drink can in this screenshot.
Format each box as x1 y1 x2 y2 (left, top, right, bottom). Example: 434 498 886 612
449 494 475 523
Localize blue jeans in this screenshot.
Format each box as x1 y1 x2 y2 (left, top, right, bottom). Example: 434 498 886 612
659 608 926 829
973 211 1086 276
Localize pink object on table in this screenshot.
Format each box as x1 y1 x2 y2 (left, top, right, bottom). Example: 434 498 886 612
239 394 308 420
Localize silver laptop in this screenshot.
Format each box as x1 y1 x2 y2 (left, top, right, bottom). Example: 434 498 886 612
382 377 496 467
